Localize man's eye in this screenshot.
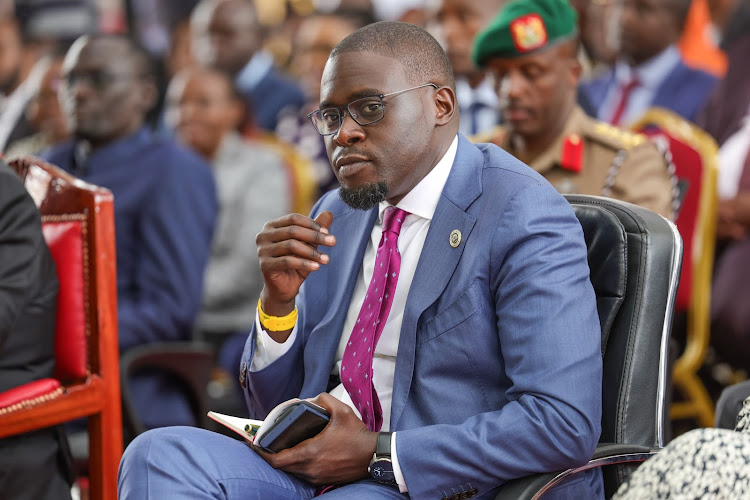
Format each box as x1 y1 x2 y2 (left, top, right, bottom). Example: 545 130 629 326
358 101 382 116
321 110 340 125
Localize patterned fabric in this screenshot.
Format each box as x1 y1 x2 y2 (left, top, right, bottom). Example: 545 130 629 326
341 207 409 432
613 396 750 499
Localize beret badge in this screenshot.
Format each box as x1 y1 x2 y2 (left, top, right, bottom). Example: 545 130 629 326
510 14 548 53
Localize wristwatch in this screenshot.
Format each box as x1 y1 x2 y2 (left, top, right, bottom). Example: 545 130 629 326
368 431 396 483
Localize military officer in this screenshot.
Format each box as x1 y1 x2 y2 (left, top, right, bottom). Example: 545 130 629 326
471 0 675 219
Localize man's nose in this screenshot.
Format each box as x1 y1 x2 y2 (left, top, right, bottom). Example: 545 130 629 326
333 112 365 146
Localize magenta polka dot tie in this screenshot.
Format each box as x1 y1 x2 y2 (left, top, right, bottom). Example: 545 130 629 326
342 206 409 432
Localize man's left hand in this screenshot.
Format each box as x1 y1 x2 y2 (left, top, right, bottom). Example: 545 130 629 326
253 393 378 486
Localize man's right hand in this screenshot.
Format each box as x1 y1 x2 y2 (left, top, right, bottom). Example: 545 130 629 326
256 211 335 341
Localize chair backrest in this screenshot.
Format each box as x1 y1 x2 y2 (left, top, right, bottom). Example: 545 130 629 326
9 157 119 387
630 109 719 427
565 195 682 495
630 108 719 314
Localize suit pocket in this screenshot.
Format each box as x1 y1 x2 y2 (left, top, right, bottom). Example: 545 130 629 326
418 279 484 344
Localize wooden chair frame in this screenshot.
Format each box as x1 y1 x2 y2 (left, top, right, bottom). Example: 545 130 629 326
0 157 122 499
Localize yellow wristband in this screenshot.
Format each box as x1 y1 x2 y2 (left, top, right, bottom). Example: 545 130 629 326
257 298 298 332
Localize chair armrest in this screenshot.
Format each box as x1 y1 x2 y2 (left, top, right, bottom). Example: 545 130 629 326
0 378 63 413
493 443 659 500
120 342 215 436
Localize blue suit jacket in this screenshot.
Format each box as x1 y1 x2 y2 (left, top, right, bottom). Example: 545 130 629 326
41 128 218 428
243 136 603 499
582 59 718 123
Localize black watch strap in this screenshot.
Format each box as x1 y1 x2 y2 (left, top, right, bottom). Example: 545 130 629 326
376 431 392 457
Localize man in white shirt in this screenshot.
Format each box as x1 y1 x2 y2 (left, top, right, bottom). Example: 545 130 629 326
119 21 603 500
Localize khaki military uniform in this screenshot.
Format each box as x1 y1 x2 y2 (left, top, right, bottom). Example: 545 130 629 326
472 106 675 219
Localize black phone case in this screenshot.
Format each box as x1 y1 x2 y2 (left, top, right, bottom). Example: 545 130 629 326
258 401 330 453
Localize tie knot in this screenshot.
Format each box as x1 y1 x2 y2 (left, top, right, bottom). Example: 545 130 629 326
383 207 409 235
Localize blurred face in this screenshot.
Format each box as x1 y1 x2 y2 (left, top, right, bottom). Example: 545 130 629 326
59 37 155 148
191 0 261 76
291 15 358 102
433 0 506 77
27 60 69 143
485 43 580 140
620 0 680 64
319 51 441 208
0 19 22 94
165 70 242 159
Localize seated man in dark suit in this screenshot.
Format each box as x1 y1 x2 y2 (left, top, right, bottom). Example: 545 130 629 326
119 21 603 499
40 34 218 429
582 0 717 124
0 160 71 499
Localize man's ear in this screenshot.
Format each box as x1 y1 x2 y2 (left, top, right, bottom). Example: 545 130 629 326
434 86 456 126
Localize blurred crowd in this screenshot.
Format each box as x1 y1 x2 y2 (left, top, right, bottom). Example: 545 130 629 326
3 0 750 487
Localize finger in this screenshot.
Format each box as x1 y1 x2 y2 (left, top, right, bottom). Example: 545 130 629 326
266 238 332 263
260 253 326 273
261 223 337 249
314 211 334 234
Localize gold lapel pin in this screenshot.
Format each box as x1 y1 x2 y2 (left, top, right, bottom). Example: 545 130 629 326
449 229 462 248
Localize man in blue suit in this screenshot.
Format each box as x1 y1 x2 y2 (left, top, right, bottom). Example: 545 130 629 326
582 0 717 125
119 21 603 499
190 0 306 133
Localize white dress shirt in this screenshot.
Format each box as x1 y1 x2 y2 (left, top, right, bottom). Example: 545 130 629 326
250 135 459 492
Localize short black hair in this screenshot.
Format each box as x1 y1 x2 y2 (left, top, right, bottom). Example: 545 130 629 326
330 21 456 91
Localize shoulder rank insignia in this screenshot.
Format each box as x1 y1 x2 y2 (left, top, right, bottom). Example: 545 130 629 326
593 122 645 149
560 133 584 173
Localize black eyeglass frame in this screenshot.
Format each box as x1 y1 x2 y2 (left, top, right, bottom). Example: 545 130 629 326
307 82 439 136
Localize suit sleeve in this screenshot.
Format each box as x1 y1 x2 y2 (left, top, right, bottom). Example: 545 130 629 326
395 184 603 499
117 154 218 351
0 166 43 351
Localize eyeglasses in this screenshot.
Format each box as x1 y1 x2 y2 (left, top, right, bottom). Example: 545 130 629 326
307 83 439 136
61 70 138 93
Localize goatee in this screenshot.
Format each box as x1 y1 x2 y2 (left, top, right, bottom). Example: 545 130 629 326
339 182 388 210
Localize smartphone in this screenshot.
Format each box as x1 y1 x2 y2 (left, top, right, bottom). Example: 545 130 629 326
257 401 330 453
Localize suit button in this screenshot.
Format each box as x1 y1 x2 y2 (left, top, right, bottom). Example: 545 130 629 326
239 362 247 388
460 493 470 499
451 494 461 500
468 488 478 496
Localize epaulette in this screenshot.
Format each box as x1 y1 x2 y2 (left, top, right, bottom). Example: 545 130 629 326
589 121 647 150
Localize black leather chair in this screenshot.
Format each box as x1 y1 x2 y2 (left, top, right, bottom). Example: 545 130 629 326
496 195 683 499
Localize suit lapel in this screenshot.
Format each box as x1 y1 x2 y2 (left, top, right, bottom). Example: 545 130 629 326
391 135 482 429
301 206 378 396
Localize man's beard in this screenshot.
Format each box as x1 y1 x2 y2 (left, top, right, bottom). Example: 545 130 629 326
339 181 388 210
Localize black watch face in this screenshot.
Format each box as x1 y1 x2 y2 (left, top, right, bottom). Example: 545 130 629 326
370 460 396 482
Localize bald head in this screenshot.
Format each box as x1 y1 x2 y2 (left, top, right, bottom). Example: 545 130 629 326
330 21 456 91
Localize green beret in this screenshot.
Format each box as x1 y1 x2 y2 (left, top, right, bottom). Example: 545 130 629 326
472 0 578 67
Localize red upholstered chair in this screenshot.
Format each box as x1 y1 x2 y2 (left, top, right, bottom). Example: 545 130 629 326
0 157 122 500
631 108 719 427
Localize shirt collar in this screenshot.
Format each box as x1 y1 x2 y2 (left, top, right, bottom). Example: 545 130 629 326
235 51 274 92
378 134 459 223
614 44 681 90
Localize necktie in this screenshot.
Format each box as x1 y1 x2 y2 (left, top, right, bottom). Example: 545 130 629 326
610 77 640 126
342 206 409 431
